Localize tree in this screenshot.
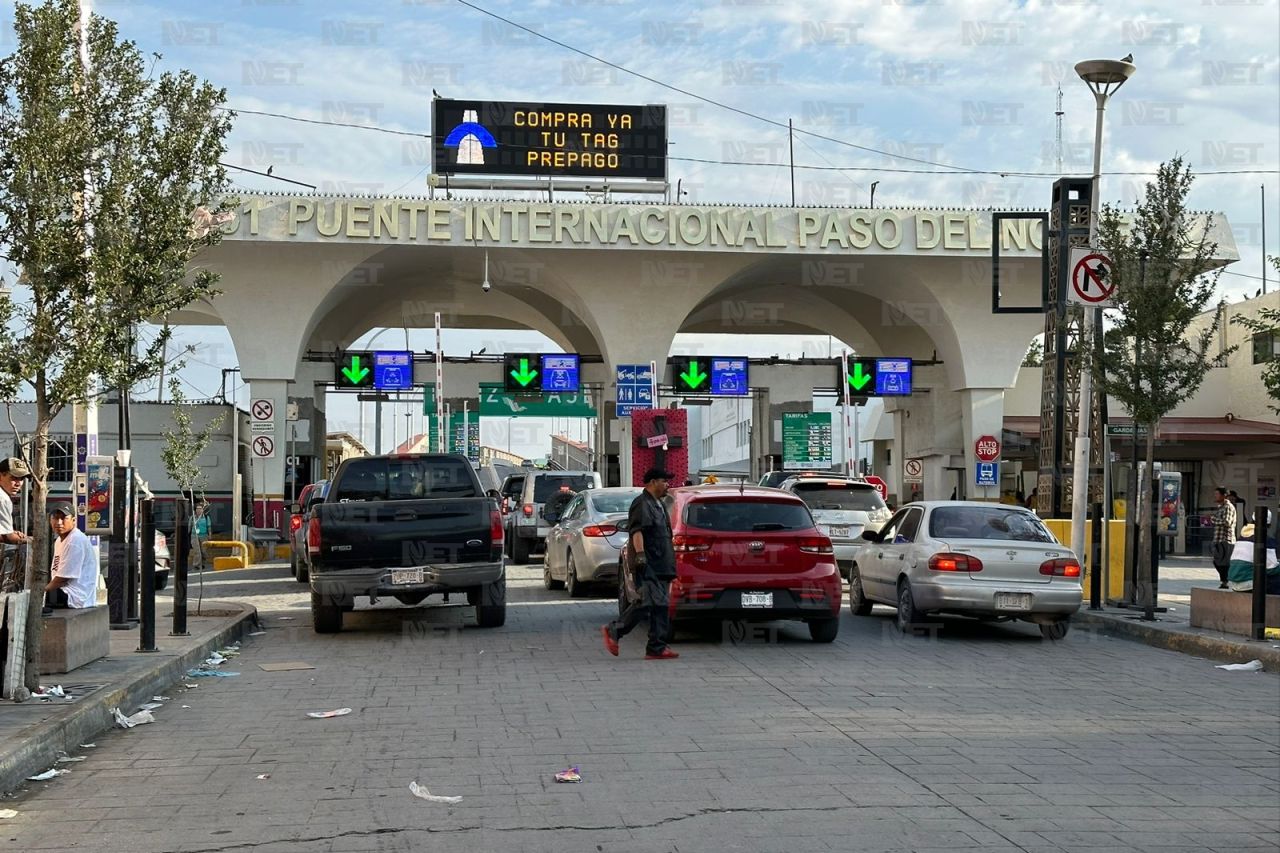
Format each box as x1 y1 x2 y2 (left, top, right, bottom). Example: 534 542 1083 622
1022 336 1044 367
1097 158 1233 613
0 0 233 691
1231 255 1280 417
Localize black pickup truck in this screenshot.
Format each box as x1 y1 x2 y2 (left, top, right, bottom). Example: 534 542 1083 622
306 453 506 633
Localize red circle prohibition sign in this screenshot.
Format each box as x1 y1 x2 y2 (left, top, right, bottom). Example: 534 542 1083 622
253 436 274 456
1071 253 1115 304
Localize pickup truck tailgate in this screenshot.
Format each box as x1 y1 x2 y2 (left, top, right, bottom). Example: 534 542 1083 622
317 500 492 570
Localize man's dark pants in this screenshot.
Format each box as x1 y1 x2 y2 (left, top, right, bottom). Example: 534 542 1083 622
1212 543 1232 585
609 573 671 656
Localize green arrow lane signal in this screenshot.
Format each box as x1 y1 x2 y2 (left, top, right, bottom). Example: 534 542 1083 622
510 358 538 387
849 362 872 391
342 355 370 385
679 360 708 389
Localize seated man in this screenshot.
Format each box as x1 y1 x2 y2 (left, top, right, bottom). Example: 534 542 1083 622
1227 517 1280 595
44 503 99 614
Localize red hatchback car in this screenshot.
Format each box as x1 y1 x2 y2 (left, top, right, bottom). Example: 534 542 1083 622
619 485 843 642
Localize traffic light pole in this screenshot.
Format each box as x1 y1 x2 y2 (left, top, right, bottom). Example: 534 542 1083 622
840 351 853 477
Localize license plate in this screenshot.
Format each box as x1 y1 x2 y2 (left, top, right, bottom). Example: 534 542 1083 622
995 592 1032 611
391 569 424 586
827 525 849 537
741 592 773 608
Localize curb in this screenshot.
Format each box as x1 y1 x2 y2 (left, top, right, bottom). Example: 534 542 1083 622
0 602 258 795
1073 609 1280 669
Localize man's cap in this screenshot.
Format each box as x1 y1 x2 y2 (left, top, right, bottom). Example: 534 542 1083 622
642 467 675 483
47 502 75 518
1 457 31 478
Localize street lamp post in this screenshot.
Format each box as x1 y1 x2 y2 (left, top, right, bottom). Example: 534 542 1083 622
1069 58 1135 571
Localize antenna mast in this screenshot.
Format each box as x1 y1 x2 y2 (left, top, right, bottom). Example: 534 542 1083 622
1055 84 1065 175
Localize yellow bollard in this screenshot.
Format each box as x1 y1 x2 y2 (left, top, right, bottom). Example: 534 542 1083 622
205 540 251 570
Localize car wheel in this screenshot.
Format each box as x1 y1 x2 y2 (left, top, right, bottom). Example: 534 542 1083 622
475 577 507 628
566 553 587 598
896 580 922 633
512 536 530 564
1039 617 1071 641
848 564 873 616
289 551 298 579
154 569 169 592
543 563 563 590
808 617 840 643
296 560 309 584
311 591 342 634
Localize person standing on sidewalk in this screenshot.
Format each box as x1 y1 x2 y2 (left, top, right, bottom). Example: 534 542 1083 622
602 468 679 661
1211 487 1237 589
0 457 31 548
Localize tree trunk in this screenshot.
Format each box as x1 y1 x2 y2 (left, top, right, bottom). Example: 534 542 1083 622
1133 424 1158 612
21 408 52 692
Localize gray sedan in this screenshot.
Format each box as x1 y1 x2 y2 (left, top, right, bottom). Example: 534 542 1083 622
848 501 1082 639
543 487 642 597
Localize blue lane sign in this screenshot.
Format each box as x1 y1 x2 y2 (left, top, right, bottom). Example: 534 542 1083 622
373 350 413 390
540 354 580 393
976 461 999 487
711 357 749 396
875 358 913 396
616 363 654 418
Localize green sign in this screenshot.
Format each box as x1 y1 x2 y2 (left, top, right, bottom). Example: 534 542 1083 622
503 353 540 391
420 384 437 415
675 356 709 391
478 383 596 417
848 357 874 393
782 412 833 471
335 351 374 388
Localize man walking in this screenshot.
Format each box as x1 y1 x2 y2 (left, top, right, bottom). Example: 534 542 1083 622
602 468 679 660
1211 487 1237 589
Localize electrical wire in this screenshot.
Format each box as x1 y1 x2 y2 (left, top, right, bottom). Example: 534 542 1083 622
216 106 430 138
220 161 317 190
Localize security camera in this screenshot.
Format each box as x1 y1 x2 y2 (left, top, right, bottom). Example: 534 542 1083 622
481 278 491 293
427 173 440 188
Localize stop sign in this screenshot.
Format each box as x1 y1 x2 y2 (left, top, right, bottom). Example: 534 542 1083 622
975 435 1001 462
864 475 888 500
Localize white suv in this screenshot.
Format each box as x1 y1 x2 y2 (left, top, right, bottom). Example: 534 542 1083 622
779 476 892 578
508 470 601 563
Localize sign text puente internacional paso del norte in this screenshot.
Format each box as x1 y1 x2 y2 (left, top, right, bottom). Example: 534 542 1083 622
225 196 1052 254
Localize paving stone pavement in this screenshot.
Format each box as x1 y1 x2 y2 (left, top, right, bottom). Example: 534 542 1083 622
1 562 1277 853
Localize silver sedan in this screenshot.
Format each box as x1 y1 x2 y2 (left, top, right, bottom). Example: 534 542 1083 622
543 487 642 598
847 501 1083 639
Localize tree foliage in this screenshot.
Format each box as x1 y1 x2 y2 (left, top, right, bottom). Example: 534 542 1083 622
1231 255 1280 417
1021 336 1044 367
161 370 225 499
0 0 233 691
1096 158 1233 610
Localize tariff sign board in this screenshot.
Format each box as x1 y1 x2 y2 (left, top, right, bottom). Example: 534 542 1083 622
373 351 414 391
782 412 833 471
432 99 667 180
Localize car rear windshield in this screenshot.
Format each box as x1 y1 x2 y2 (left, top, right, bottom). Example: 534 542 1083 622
501 477 524 498
929 506 1056 543
591 490 642 514
684 499 813 532
334 457 479 502
533 475 595 502
791 482 885 512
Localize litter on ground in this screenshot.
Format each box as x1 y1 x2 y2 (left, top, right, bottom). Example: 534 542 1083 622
256 774 270 780
408 781 461 804
554 766 582 783
1215 659 1264 672
138 702 163 711
56 756 86 763
0 808 17 819
78 744 95 749
248 631 267 636
28 768 70 781
186 669 239 678
306 708 353 719
112 707 156 728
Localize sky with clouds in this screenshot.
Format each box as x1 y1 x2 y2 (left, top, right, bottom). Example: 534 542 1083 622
2 0 1277 459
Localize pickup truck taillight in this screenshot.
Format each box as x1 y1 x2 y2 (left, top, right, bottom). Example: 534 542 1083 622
490 509 504 544
307 516 321 557
522 504 533 516
289 514 302 533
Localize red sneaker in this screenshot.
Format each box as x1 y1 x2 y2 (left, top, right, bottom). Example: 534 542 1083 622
645 649 679 660
601 625 619 657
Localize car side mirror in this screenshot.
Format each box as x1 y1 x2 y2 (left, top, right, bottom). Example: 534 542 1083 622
289 502 302 515
860 530 881 543
615 519 630 532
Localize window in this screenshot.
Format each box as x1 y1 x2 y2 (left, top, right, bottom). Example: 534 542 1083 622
928 506 1055 543
533 474 595 502
1252 330 1280 365
335 457 478 502
896 508 923 542
684 499 813 532
790 482 886 512
877 508 912 542
46 439 73 482
591 489 641 514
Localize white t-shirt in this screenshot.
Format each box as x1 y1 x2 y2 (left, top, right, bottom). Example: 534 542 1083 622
0 489 13 535
52 528 99 608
